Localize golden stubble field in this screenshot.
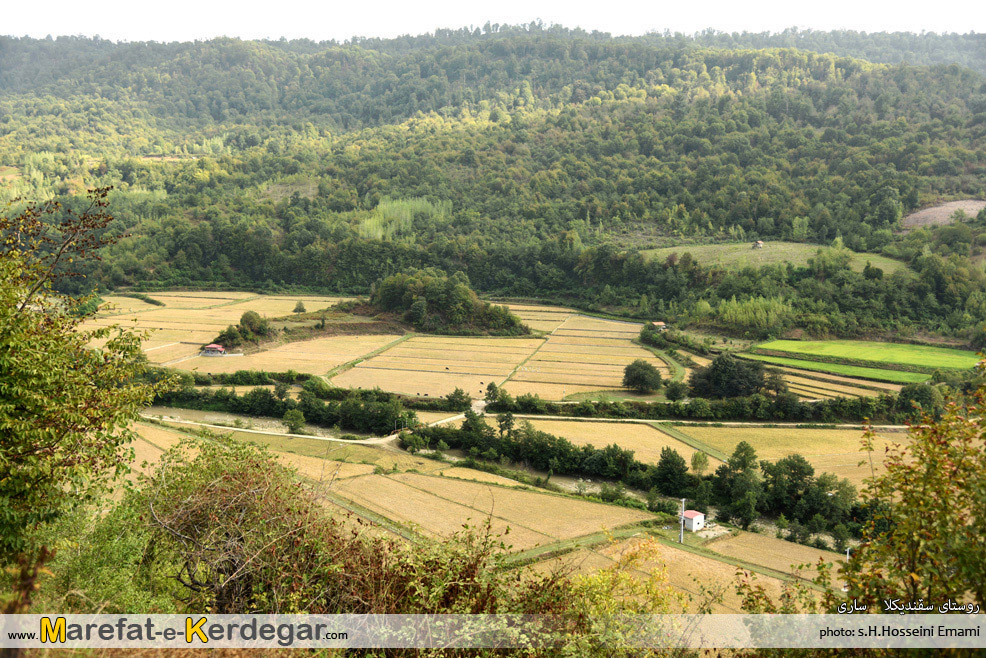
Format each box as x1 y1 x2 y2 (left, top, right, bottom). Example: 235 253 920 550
522 418 723 469
328 471 653 551
331 336 543 397
502 315 668 399
531 537 790 613
675 425 903 485
179 334 404 374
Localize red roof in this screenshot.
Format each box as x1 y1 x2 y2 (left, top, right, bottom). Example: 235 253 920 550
682 510 704 519
204 344 224 350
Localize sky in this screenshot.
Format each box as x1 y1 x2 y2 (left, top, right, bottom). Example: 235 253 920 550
4 0 983 42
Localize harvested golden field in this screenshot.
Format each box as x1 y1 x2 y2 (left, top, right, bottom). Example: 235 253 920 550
332 336 542 396
805 451 889 487
331 474 555 549
178 334 403 375
675 426 902 467
221 296 345 316
533 538 787 613
330 472 651 551
437 467 528 487
334 368 497 397
523 419 722 468
414 411 463 425
707 531 842 582
783 376 879 398
775 367 902 392
143 342 204 364
394 472 650 539
502 316 667 397
503 303 575 314
276 453 377 482
134 422 186 452
98 295 160 314
144 293 251 308
499 382 611 399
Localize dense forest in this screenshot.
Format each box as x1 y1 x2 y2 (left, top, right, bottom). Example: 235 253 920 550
1 28 985 338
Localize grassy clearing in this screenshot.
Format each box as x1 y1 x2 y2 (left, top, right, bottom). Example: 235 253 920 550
642 241 908 274
739 353 931 383
755 339 979 371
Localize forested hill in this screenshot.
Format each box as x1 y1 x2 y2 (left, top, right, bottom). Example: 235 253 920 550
1 29 986 339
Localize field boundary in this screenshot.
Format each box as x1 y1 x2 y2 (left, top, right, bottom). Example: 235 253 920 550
736 353 930 384
649 423 727 461
324 333 414 380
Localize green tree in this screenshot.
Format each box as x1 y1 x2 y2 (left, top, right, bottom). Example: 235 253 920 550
690 451 709 476
653 447 689 495
282 409 306 433
293 301 306 313
664 380 689 401
0 190 164 561
622 359 663 393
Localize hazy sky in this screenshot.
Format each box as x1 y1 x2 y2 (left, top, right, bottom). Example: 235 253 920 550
5 0 983 42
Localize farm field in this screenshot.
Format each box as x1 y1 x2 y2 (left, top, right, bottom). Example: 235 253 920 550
522 418 723 469
502 315 668 400
532 537 788 613
332 336 543 397
88 291 355 363
178 334 404 374
782 375 880 400
673 425 902 485
642 241 908 275
708 532 842 582
504 303 575 332
772 366 903 392
902 199 986 228
329 472 653 551
754 339 979 371
740 354 931 383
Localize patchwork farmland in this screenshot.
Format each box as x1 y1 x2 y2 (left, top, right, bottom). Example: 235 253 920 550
501 315 670 400
331 335 544 397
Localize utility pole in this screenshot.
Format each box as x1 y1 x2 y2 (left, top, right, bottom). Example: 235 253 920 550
679 498 686 544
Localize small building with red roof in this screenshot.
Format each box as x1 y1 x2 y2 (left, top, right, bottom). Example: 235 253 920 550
682 510 705 532
202 343 226 356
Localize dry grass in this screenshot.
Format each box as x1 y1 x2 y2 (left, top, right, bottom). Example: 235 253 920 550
177 334 403 375
523 419 722 468
144 342 204 364
708 531 842 582
500 315 667 398
333 336 542 396
329 472 651 551
333 368 497 397
415 411 464 425
500 382 612 399
437 466 528 486
676 425 906 462
774 367 902 392
783 376 879 398
902 199 986 228
532 537 788 613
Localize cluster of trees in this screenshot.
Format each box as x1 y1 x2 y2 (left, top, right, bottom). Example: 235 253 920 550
155 381 416 435
371 269 528 334
215 310 275 347
487 383 924 423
